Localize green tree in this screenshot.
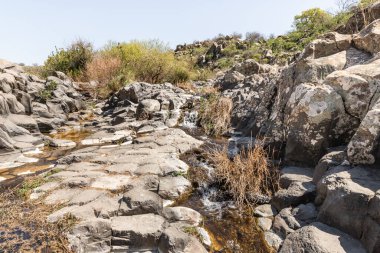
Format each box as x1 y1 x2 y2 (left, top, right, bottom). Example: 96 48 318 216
292 8 334 46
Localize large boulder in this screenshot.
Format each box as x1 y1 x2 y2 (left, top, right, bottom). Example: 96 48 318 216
315 166 380 252
279 222 367 253
158 225 208 253
136 99 161 120
301 32 352 60
347 98 380 165
68 218 111 253
111 214 167 252
0 92 25 114
353 19 380 54
284 84 353 165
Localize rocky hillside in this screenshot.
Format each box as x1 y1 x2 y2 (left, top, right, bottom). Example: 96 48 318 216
205 1 380 252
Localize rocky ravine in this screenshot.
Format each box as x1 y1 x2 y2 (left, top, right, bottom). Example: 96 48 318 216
44 82 210 252
0 69 211 252
2 2 380 253
208 2 380 252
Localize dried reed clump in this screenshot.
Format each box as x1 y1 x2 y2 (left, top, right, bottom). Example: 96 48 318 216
199 95 233 136
175 81 195 92
0 177 76 252
209 143 279 207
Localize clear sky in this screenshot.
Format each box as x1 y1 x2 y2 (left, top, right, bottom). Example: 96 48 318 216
0 0 339 65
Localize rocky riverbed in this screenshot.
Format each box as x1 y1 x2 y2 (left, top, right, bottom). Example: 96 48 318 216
0 71 270 252
3 2 380 252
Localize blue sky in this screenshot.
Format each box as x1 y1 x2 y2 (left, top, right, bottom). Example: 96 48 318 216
0 0 339 65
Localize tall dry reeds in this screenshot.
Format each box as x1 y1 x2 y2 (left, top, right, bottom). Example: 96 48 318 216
209 143 279 207
199 95 233 136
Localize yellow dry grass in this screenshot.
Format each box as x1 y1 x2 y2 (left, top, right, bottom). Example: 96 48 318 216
199 95 233 136
0 177 76 252
209 143 279 207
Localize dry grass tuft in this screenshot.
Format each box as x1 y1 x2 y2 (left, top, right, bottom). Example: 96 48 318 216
197 85 219 96
199 95 233 136
175 82 195 92
209 143 279 207
0 177 76 252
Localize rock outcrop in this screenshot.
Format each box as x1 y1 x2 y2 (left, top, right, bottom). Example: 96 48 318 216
0 60 84 154
219 9 380 252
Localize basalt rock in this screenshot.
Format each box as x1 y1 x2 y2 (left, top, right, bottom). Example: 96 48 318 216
0 60 85 153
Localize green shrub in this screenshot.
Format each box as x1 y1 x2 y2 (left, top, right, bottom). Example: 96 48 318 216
168 64 191 84
266 8 336 54
37 80 58 102
101 40 190 84
359 0 378 7
44 40 93 79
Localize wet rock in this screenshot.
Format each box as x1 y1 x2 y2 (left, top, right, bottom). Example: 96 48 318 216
158 225 208 253
279 222 367 253
257 217 272 231
162 206 202 226
264 231 283 251
253 204 278 218
158 176 192 200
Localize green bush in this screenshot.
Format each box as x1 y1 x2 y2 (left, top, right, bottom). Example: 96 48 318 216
266 8 337 54
44 40 93 79
101 40 191 84
359 0 378 7
37 81 58 102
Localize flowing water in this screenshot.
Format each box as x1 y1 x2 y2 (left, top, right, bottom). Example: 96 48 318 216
0 128 92 189
0 113 269 252
179 113 269 253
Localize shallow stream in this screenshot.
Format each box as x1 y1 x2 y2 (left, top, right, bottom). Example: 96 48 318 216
0 113 269 253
